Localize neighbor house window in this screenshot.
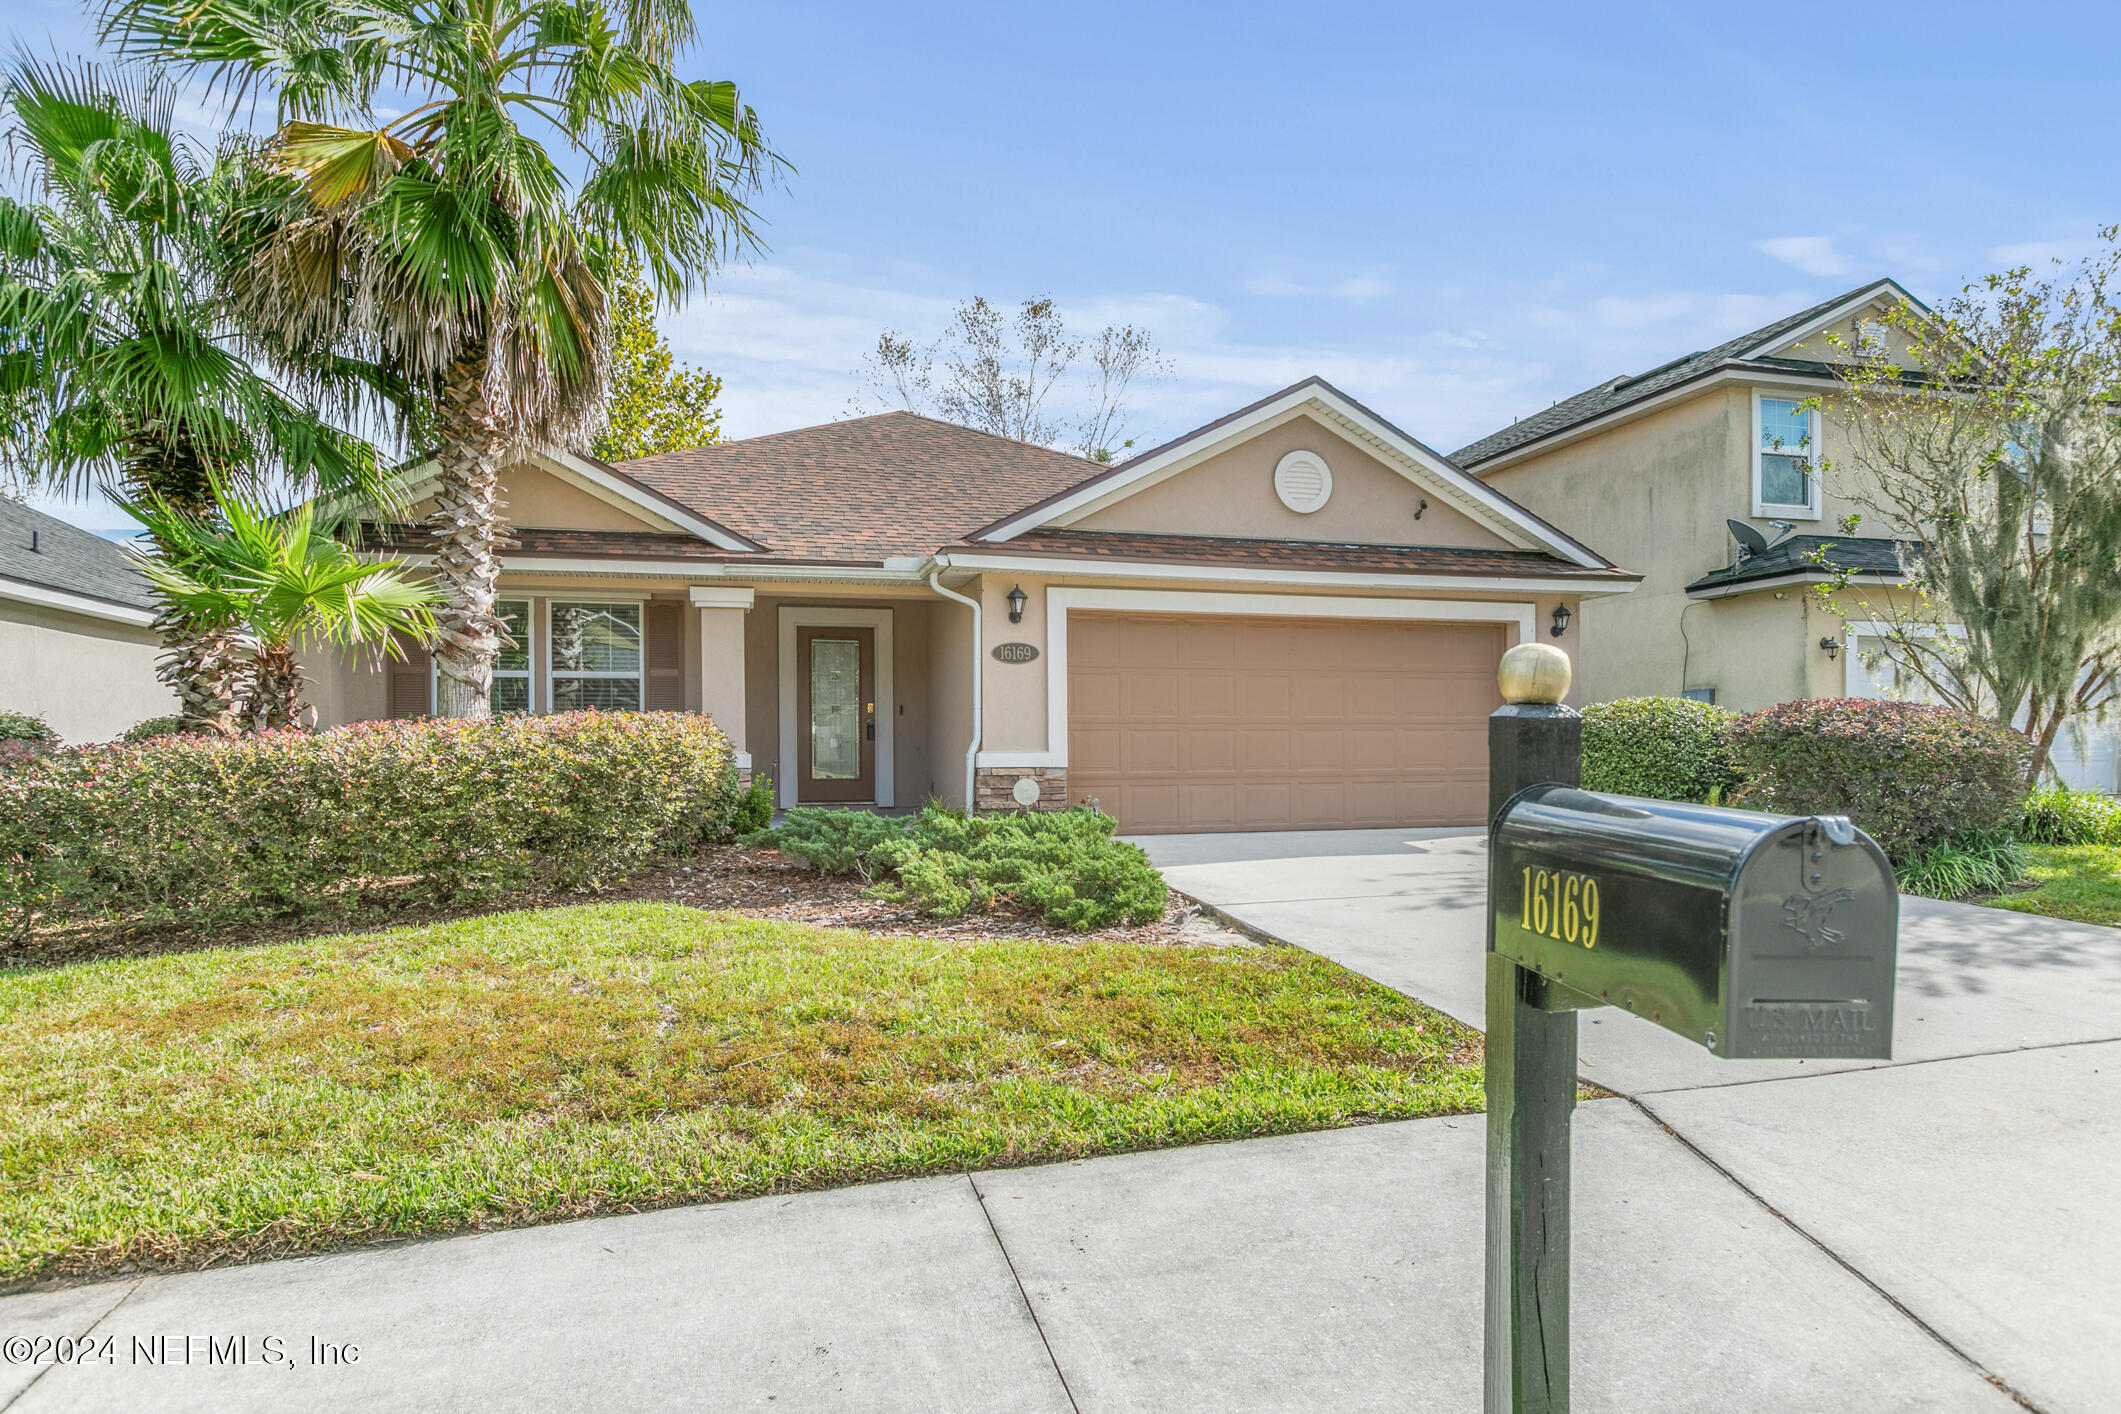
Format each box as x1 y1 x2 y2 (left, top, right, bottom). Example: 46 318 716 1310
1682 687 1717 705
1755 392 1820 516
492 599 531 714
549 601 643 710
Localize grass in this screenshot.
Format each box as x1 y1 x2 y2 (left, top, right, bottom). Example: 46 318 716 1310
1980 842 2121 926
0 902 1481 1287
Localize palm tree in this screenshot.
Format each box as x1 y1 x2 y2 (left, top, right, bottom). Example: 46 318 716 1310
104 0 781 718
0 58 392 735
126 490 441 731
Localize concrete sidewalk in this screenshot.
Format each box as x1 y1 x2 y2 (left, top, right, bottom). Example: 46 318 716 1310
1146 827 2121 1414
0 1108 2018 1413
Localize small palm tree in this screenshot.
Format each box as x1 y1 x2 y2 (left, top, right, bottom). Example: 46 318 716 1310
106 0 781 718
126 491 441 731
0 58 395 734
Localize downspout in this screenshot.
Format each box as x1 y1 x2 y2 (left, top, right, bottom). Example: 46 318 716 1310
927 570 981 810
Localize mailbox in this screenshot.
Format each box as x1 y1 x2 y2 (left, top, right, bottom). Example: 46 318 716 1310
1489 785 1898 1060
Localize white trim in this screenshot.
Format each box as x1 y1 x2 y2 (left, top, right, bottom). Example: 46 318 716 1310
776 606 896 809
973 382 1610 569
688 586 757 609
1736 280 1918 361
932 551 1634 598
546 597 647 711
1752 389 1824 520
1000 587 1541 769
0 577 156 627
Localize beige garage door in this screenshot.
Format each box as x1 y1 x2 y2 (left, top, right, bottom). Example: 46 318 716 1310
1067 612 1505 834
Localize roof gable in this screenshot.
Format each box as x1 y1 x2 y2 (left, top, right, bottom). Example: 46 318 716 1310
0 499 154 613
972 377 1611 569
1452 279 1924 470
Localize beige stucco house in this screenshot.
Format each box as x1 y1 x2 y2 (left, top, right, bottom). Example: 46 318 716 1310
1451 280 2116 791
0 499 174 743
310 377 1638 833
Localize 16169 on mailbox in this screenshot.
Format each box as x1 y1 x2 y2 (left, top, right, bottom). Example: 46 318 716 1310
1489 786 1899 1060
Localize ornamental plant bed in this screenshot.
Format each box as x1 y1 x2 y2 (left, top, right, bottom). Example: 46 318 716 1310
4 844 1220 970
0 902 1481 1287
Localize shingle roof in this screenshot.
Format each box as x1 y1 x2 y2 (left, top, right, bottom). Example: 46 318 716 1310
960 529 1636 580
616 412 1106 561
1685 535 1907 594
0 499 154 611
1450 281 1906 469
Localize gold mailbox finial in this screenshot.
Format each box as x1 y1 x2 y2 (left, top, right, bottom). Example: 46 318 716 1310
1499 642 1571 705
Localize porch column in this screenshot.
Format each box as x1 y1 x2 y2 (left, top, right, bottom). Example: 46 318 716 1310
691 586 755 778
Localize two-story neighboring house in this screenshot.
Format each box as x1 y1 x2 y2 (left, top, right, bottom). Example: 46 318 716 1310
1450 278 2116 791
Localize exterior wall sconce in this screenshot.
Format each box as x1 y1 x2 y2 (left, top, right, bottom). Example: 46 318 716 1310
1549 603 1572 638
1006 584 1028 624
1820 636 1842 661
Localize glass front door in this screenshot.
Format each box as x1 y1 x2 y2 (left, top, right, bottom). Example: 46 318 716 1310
797 627 875 802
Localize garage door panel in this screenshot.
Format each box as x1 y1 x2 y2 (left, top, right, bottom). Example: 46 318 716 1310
1068 611 1505 833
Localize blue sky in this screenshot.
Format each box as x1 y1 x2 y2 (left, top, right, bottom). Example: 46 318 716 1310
10 0 2121 530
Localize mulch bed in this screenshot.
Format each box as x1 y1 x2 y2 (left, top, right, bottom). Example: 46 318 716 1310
3 846 1248 970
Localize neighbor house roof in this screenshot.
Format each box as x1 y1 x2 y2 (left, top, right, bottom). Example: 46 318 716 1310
618 411 1105 562
950 529 1635 582
1685 535 1907 596
1451 279 1921 470
0 499 155 614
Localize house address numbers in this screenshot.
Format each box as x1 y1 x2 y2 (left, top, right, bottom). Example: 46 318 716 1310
992 643 1040 663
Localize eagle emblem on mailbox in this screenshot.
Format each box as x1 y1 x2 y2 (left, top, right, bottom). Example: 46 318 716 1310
1781 887 1856 949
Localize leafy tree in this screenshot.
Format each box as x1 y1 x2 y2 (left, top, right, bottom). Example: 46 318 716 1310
105 0 781 718
125 490 440 731
854 296 1168 460
590 248 723 461
0 58 389 735
1813 232 2121 781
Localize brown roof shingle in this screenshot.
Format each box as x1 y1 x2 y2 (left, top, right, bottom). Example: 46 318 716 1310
618 412 1106 561
955 529 1637 580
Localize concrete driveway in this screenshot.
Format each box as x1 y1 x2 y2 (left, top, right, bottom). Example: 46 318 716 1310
1145 827 2121 1414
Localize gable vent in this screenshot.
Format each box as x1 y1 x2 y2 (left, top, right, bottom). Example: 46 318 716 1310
1273 450 1333 514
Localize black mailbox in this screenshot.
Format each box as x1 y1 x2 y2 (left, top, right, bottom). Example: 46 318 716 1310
1489 786 1898 1060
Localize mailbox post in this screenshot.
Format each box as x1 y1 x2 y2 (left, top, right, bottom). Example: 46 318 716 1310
1480 644 1898 1414
1484 645 1582 1414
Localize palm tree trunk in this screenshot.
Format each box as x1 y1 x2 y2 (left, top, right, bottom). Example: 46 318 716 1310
154 609 243 737
429 353 511 719
248 643 314 732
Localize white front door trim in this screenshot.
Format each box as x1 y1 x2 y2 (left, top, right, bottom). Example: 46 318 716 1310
973 587 1538 770
777 606 895 808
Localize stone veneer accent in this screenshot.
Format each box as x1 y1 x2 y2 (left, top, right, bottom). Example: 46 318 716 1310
973 766 1069 814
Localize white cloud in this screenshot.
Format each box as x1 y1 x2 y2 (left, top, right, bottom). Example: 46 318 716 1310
1241 270 1395 302
1990 238 2090 268
1756 235 1852 277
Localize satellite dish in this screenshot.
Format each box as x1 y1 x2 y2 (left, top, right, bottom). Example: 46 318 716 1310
1727 519 1770 560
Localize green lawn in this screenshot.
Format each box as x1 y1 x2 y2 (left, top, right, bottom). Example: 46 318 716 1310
1982 842 2121 927
0 903 1480 1287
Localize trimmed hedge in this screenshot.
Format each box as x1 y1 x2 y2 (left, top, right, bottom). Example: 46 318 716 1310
1581 696 1742 803
120 715 187 743
754 803 1168 931
1729 698 2031 860
0 712 56 744
1 711 741 937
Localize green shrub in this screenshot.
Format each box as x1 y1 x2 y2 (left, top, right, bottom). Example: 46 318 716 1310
727 773 775 837
119 715 187 744
0 712 57 753
1896 831 2028 900
2018 786 2121 845
0 711 741 938
753 803 1168 931
1728 698 2031 860
1580 696 1741 803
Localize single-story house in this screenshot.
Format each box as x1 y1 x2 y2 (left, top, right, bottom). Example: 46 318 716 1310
1451 280 2116 791
312 377 1639 833
0 499 174 743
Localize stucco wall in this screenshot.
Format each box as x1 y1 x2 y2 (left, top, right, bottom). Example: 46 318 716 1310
502 464 668 532
744 596 937 805
1073 413 1511 549
0 601 172 742
927 595 974 808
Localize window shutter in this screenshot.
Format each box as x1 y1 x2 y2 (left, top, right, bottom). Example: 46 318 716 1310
388 633 433 719
644 602 683 711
